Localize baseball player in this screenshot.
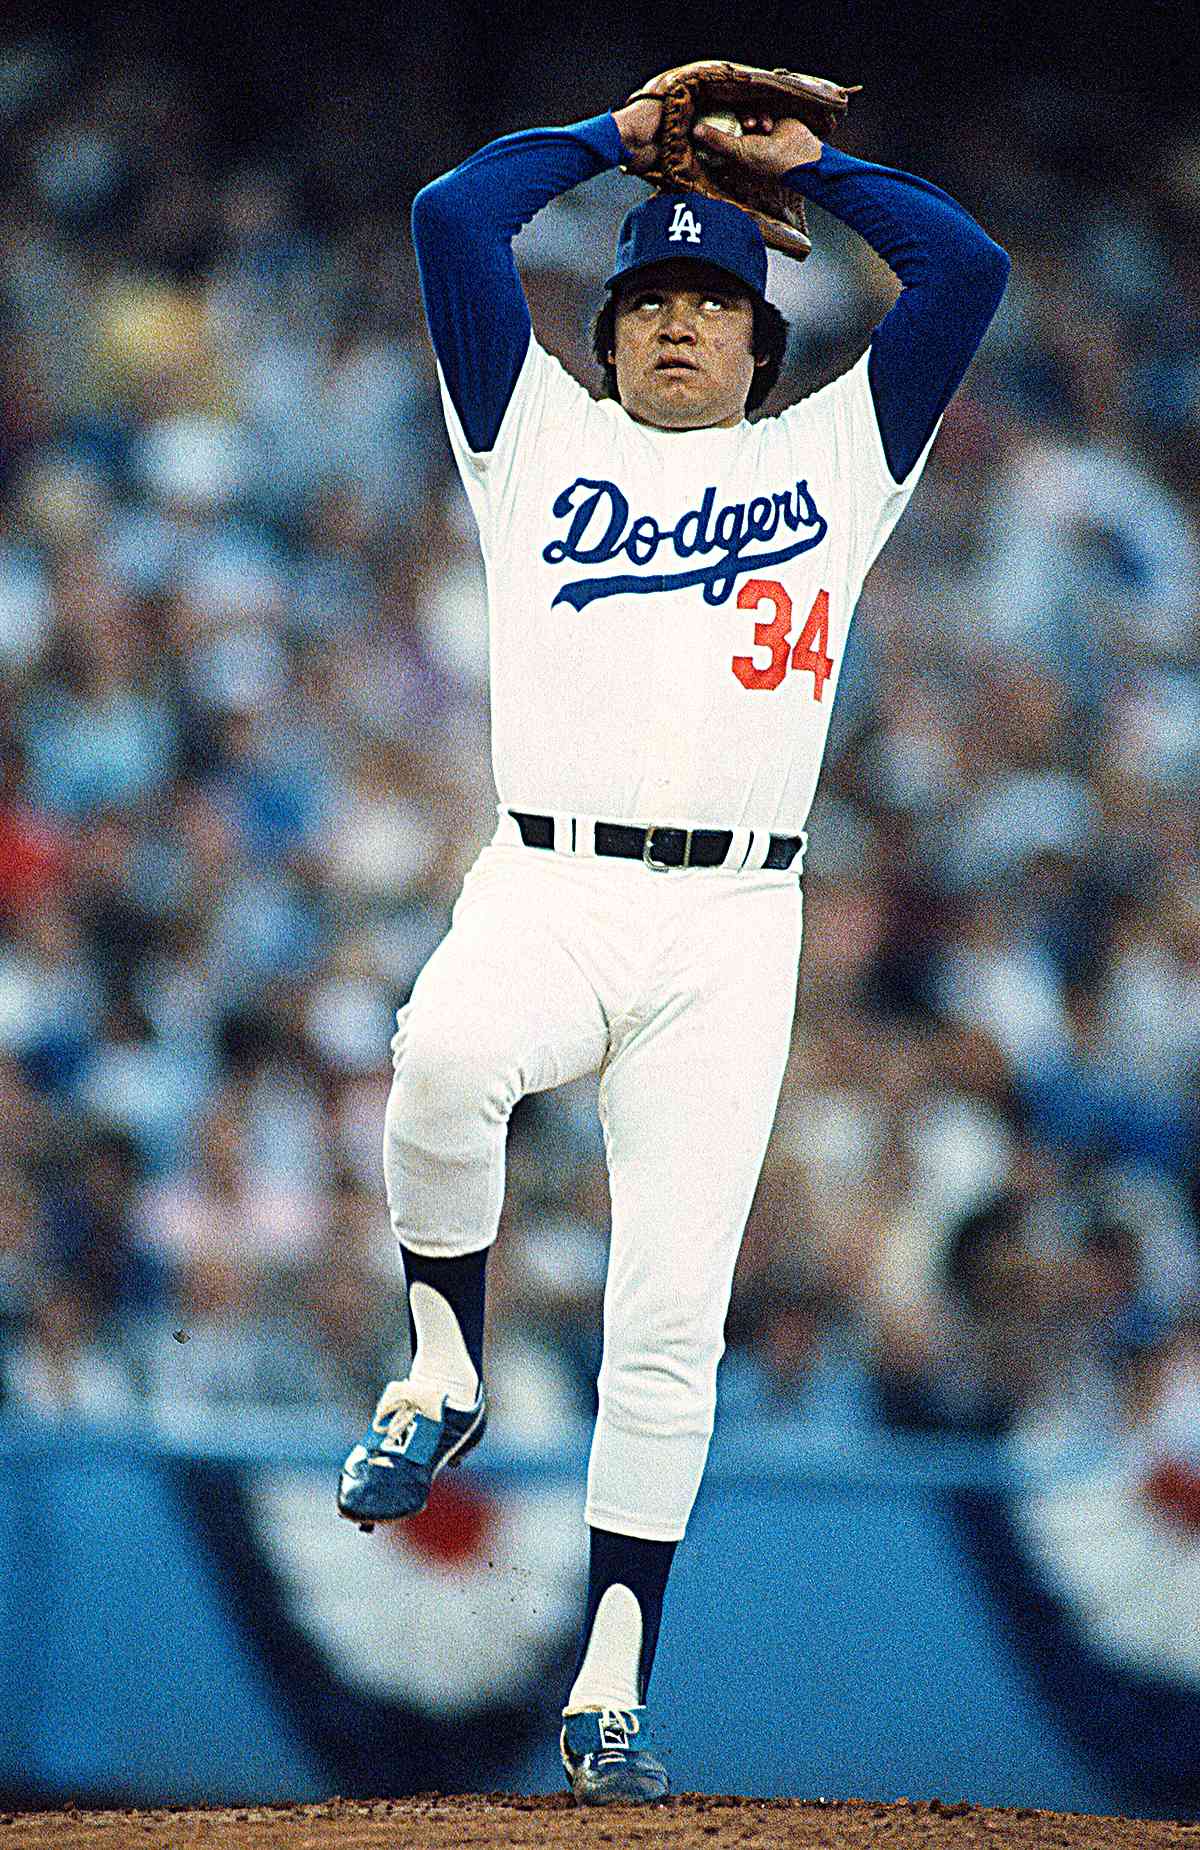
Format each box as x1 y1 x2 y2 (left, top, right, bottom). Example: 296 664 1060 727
337 68 1008 1805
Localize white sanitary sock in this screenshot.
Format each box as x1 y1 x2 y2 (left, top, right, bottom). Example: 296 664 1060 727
565 1583 643 1713
405 1280 480 1411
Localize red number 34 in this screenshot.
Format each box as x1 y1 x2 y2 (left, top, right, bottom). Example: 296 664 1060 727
731 579 833 699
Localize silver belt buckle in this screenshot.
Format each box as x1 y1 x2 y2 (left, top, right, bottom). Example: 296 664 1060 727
643 825 691 872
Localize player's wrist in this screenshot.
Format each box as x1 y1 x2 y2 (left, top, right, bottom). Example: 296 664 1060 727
612 98 663 171
782 144 866 186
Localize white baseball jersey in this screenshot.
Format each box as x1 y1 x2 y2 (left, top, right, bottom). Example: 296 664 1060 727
440 337 936 835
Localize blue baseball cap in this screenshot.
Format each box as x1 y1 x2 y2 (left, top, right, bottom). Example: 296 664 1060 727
606 190 769 303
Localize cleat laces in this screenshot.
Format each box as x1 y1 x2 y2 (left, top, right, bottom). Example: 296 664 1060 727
370 1380 423 1453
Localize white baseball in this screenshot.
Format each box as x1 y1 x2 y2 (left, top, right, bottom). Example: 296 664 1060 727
699 112 743 136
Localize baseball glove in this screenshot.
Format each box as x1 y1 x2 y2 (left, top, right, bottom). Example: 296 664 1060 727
623 61 860 260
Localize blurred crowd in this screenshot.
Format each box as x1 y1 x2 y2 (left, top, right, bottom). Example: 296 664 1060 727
0 33 1199 1472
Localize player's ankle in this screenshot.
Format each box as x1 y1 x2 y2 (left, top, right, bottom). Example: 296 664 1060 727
406 1361 481 1412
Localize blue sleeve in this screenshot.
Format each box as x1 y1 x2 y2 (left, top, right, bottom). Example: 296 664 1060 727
785 148 1010 482
411 114 625 454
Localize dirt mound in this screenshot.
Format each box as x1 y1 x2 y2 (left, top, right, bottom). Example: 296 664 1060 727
3 1794 1198 1848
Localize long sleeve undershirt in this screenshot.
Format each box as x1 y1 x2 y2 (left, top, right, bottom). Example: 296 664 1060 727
784 146 1009 478
411 111 1009 479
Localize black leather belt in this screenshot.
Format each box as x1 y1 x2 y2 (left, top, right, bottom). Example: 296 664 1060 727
510 811 803 873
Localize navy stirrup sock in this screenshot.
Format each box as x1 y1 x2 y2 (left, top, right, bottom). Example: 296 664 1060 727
572 1526 678 1705
399 1243 489 1384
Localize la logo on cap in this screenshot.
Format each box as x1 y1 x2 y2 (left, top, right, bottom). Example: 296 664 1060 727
667 201 702 244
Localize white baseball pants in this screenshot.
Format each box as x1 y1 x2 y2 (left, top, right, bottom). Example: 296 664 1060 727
383 817 802 1541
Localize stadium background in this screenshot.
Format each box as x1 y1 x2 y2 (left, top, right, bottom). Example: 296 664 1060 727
2 0 1200 1822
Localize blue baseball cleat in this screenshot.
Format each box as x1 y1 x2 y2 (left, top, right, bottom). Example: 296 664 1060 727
336 1377 487 1531
560 1706 670 1806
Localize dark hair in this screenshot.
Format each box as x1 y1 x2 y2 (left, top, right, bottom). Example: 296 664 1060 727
592 287 789 416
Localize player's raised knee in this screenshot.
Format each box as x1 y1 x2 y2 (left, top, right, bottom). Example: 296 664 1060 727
391 1019 520 1129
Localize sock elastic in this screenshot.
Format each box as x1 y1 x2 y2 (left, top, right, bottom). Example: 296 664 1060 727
399 1244 488 1410
567 1526 678 1711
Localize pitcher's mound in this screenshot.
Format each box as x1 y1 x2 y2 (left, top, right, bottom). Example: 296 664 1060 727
2 1794 1195 1848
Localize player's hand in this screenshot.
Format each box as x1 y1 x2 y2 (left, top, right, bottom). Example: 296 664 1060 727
693 111 823 175
612 71 675 175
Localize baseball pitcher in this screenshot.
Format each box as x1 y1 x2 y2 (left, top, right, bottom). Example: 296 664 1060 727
337 62 1009 1805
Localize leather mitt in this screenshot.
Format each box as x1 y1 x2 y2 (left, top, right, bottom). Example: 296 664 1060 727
624 60 860 260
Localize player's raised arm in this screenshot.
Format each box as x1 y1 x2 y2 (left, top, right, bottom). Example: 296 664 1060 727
412 113 630 454
694 114 1010 481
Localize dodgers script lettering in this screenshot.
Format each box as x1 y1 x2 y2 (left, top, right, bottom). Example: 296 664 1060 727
543 476 829 609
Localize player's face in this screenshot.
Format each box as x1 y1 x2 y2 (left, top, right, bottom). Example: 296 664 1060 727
610 261 762 431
